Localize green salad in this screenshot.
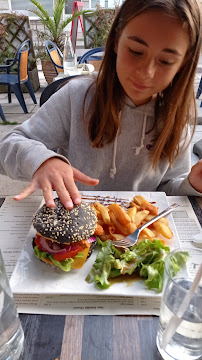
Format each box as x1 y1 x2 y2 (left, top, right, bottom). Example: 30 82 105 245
86 238 189 292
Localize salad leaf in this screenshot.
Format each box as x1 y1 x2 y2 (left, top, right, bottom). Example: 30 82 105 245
34 246 74 272
86 239 172 292
85 239 120 289
168 251 189 278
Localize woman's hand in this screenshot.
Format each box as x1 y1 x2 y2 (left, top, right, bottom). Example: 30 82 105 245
14 158 99 208
188 159 202 193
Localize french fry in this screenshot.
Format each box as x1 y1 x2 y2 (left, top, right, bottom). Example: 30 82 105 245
94 201 111 225
109 224 116 234
92 205 103 219
125 222 137 234
130 201 141 211
133 195 158 215
153 221 173 239
133 210 149 227
97 218 105 226
109 211 129 236
92 195 173 245
133 196 143 206
127 206 137 222
94 223 104 236
140 227 156 238
99 234 112 241
156 217 169 225
108 203 131 225
145 214 155 222
145 214 169 226
111 234 125 241
140 202 158 216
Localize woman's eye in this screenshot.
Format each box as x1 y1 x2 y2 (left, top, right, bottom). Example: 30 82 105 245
129 49 143 56
160 59 174 66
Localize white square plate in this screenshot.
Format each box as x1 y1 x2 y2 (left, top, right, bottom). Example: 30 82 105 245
10 191 180 296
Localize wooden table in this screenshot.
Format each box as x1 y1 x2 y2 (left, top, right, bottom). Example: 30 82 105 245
1 196 202 360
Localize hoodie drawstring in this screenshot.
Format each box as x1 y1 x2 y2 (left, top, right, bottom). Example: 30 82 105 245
109 111 147 179
109 129 119 179
132 113 147 155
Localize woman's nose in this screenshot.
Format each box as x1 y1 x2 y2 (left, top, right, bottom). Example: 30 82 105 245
137 59 156 80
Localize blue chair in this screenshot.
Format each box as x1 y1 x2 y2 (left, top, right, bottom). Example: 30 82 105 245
45 40 64 75
196 75 202 107
0 104 6 122
0 39 37 113
78 47 104 64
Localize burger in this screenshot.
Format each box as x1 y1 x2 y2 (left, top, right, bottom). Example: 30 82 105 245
32 198 98 272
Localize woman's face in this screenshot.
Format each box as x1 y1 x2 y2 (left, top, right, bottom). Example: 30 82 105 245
115 11 190 106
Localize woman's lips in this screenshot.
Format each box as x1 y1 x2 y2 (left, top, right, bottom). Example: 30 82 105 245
131 80 150 91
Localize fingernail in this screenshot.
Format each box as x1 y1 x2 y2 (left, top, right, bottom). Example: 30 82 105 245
65 201 73 208
74 197 81 205
13 195 20 200
46 200 55 208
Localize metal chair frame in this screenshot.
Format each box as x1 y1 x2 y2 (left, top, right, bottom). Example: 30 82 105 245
0 104 6 122
78 47 104 64
0 39 37 113
196 75 202 107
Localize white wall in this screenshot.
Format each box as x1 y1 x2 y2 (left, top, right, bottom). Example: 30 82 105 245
0 0 11 10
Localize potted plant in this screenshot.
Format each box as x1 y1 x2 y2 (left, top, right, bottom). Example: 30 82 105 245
29 0 90 83
83 5 116 49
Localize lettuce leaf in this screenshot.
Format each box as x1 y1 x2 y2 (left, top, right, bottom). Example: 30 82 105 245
86 239 173 292
34 246 74 272
167 251 189 278
85 239 120 289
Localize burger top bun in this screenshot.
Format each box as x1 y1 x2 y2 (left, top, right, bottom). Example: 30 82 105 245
32 198 97 244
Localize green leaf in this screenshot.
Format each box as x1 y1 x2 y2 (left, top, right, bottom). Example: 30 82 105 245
86 239 171 291
34 246 73 272
168 251 189 278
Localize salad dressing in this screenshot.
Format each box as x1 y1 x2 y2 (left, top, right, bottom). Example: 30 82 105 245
109 273 141 287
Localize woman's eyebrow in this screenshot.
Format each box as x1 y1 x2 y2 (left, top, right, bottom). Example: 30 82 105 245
128 36 147 46
162 48 182 56
127 36 182 56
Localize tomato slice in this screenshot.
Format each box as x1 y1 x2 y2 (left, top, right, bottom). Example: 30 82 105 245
34 234 43 250
53 247 83 261
34 234 86 261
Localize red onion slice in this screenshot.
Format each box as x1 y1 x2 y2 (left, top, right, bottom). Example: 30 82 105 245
87 236 97 243
39 236 67 255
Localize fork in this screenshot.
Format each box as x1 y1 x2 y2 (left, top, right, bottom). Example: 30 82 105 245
110 203 179 248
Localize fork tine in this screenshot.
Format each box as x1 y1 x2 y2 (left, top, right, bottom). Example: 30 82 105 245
111 240 132 248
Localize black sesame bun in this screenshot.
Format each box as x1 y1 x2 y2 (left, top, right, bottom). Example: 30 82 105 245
32 198 97 244
32 199 98 272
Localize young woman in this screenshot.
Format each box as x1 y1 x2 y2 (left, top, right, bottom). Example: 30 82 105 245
0 0 201 209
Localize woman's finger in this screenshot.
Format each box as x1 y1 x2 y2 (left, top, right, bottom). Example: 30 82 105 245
72 167 99 185
14 181 39 201
41 182 56 208
63 175 82 206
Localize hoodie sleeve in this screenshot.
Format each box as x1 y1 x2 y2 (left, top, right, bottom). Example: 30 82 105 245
157 128 202 196
0 81 73 181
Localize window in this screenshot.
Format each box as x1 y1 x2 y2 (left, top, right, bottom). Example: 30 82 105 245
65 0 74 14
11 0 54 16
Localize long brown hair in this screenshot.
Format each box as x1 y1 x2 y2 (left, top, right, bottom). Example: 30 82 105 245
84 0 202 166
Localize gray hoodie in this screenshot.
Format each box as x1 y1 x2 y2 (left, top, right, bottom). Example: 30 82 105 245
0 76 200 196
